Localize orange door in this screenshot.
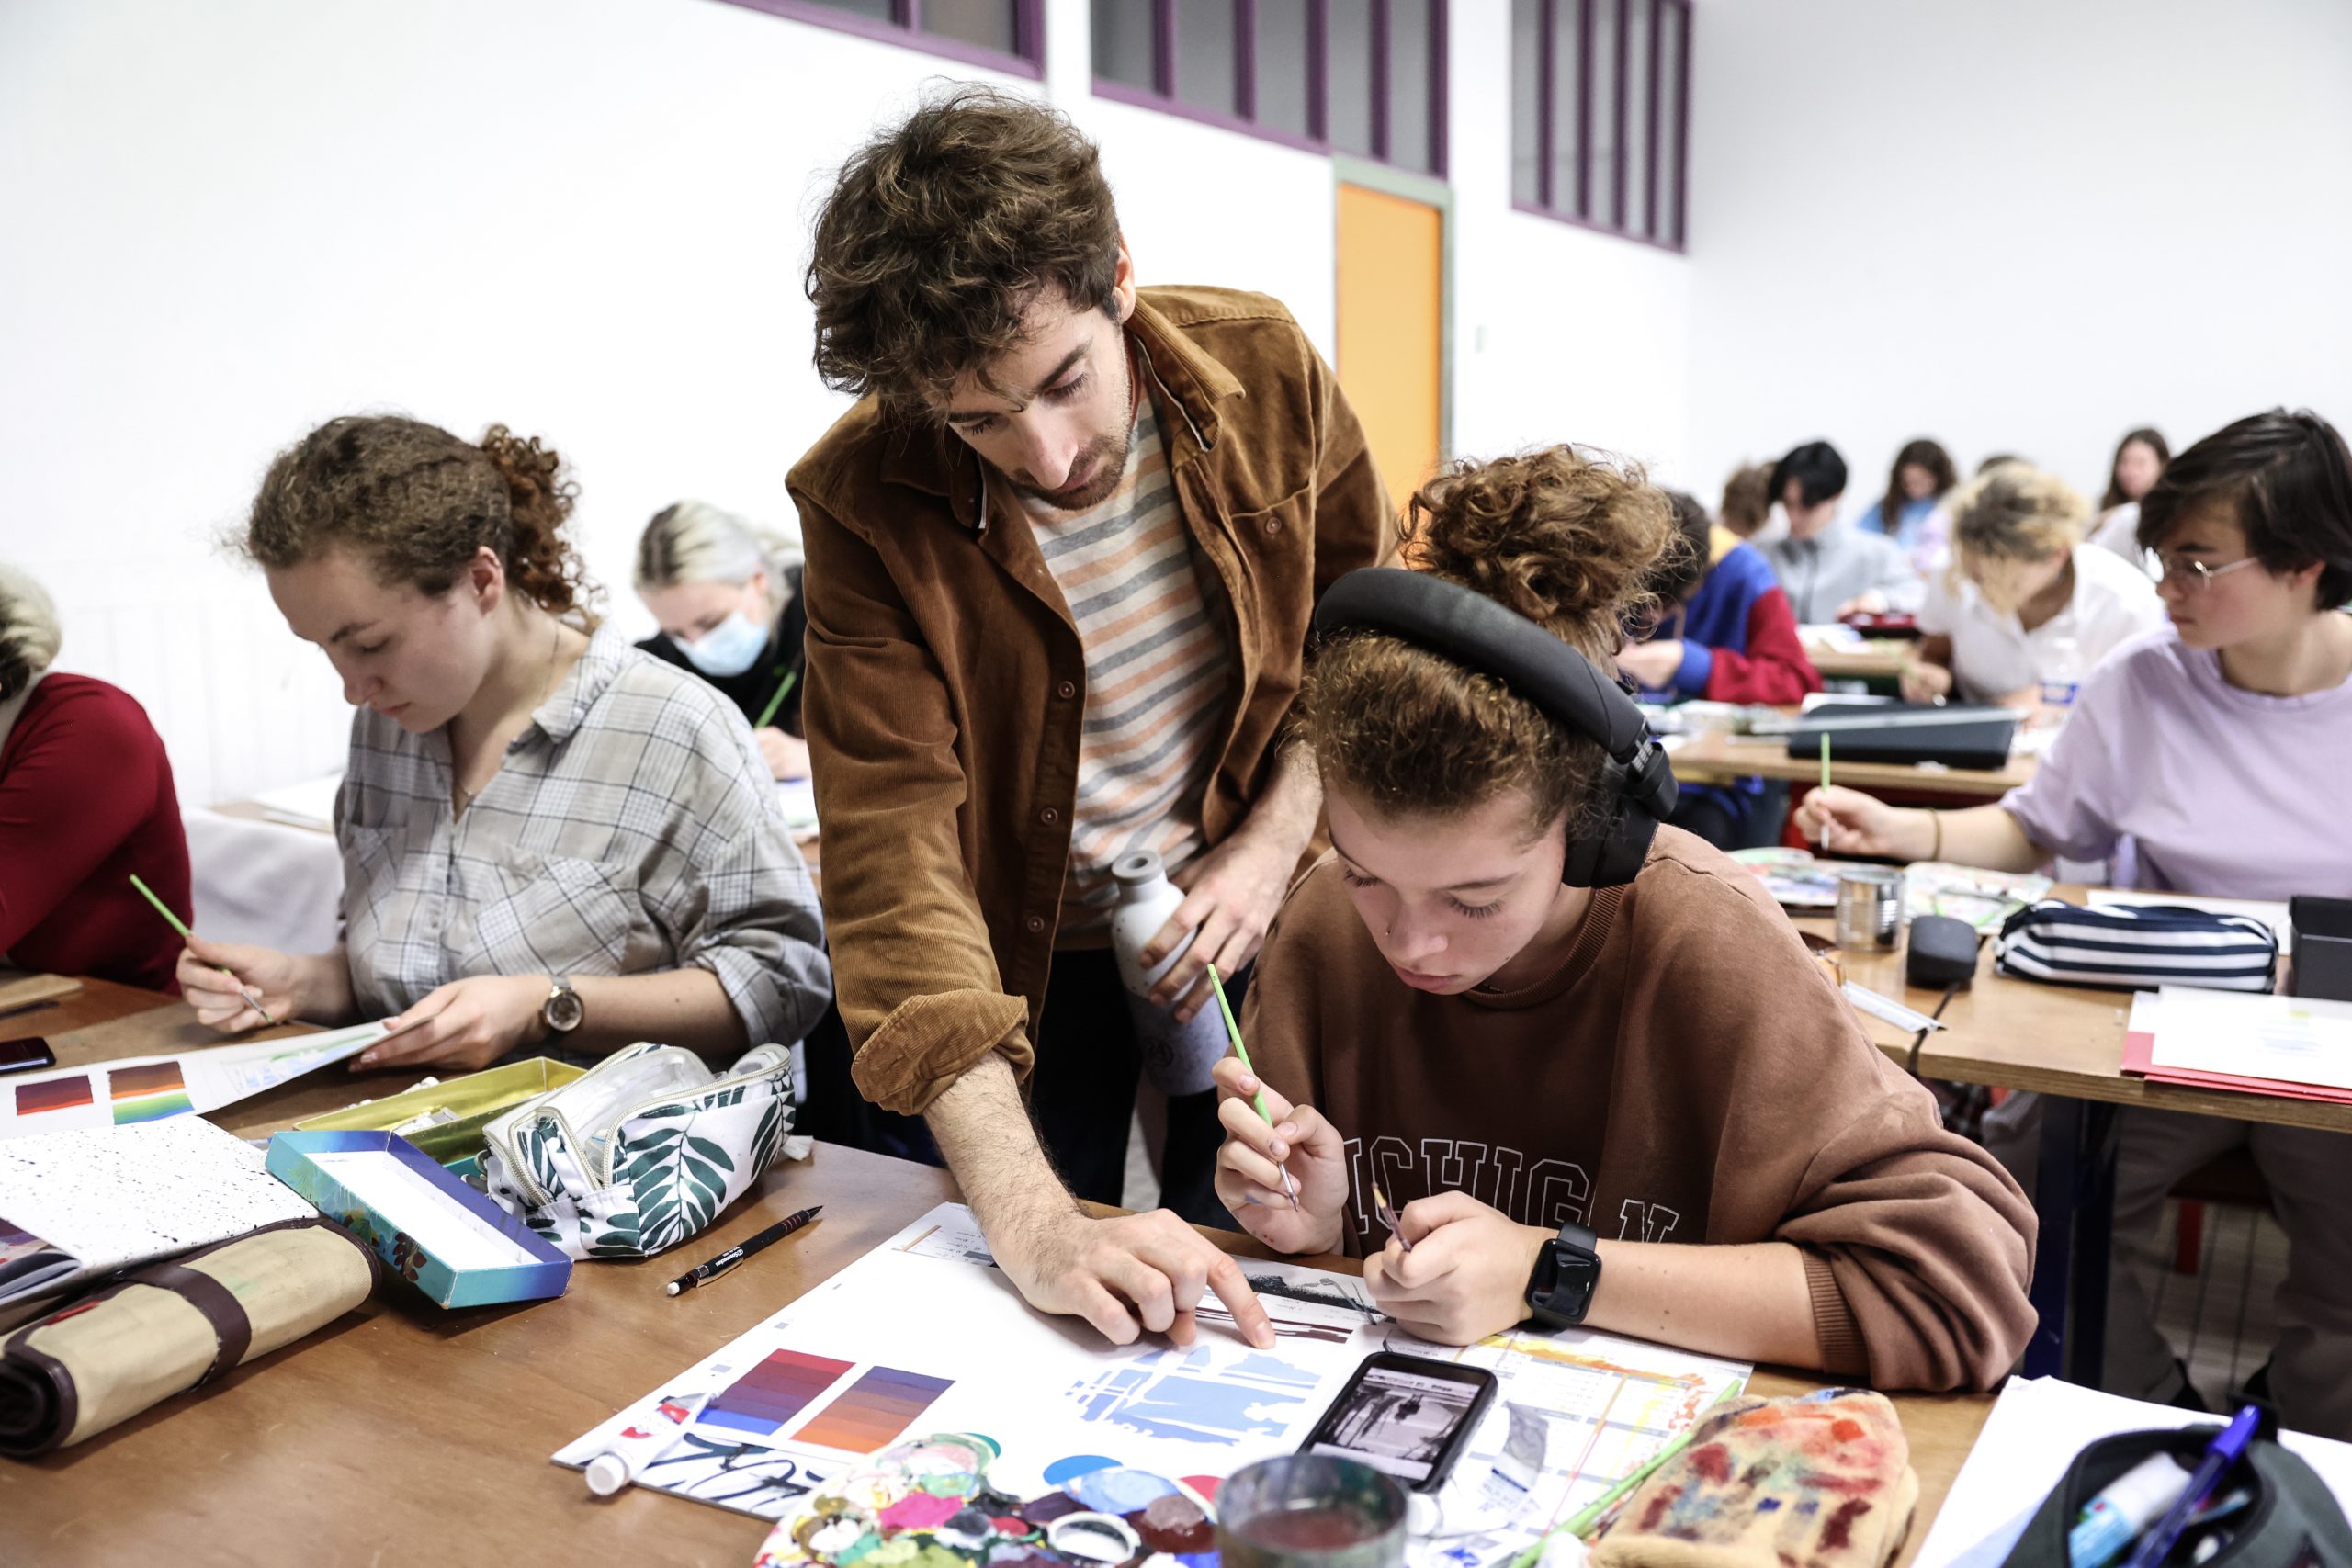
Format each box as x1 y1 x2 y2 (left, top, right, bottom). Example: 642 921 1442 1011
1335 183 1445 517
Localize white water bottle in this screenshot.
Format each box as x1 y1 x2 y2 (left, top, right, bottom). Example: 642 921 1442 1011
1109 851 1230 1096
2037 633 2083 718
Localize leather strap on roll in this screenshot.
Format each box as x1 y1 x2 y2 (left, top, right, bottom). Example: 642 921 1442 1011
124 1260 253 1385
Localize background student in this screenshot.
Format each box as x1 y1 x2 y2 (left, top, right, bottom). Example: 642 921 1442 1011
1856 436 1958 563
792 88 1390 1349
1618 491 1821 847
1903 462 2164 711
2089 425 2171 569
1758 440 1925 622
177 416 831 1071
0 563 191 992
1219 446 2035 1392
1718 460 1775 540
634 501 810 782
1798 408 2352 1438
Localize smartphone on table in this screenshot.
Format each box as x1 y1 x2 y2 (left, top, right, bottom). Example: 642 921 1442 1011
1298 1351 1498 1491
0 1038 58 1075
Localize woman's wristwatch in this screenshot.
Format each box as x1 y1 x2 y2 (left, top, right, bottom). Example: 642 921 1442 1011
539 976 584 1038
1523 1220 1603 1331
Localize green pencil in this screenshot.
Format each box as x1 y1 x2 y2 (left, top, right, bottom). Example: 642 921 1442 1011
1510 1383 1745 1565
752 666 799 731
128 874 277 1026
1205 962 1297 1211
1817 731 1833 852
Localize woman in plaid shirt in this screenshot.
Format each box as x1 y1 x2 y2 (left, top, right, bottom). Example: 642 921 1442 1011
175 416 830 1070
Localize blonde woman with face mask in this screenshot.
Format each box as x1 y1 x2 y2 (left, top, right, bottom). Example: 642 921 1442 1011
1900 464 2164 715
633 502 810 782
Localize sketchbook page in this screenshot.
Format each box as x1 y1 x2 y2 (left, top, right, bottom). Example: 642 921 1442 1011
2147 985 2352 1091
555 1201 1749 1555
0 1023 386 1142
2087 889 2294 953
1914 1377 2352 1568
0 1118 317 1305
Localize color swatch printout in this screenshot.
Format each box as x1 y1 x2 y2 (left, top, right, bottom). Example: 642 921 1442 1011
792 1366 955 1453
108 1063 192 1124
701 1349 854 1438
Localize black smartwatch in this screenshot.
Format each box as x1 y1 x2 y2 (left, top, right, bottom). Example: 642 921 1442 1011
1523 1220 1603 1330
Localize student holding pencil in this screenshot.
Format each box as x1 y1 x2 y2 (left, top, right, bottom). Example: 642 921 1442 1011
631 502 811 782
0 563 192 992
1799 409 2352 1437
1213 446 2036 1392
174 417 831 1072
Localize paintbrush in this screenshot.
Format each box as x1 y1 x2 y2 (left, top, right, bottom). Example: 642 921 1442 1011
1205 962 1297 1211
1372 1180 1413 1254
129 874 277 1026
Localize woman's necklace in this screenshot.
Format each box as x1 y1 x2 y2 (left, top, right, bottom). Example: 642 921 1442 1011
453 620 564 818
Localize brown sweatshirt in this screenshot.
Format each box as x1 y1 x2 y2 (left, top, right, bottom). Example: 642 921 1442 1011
1240 829 2038 1393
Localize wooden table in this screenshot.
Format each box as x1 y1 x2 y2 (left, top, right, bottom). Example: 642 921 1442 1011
1804 636 1915 683
1799 892 2352 1383
1669 724 2036 797
6 994 1991 1567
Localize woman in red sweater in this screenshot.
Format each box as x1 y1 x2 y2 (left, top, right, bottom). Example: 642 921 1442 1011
0 566 190 992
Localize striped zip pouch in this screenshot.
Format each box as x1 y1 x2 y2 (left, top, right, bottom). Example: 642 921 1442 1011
1995 898 2278 992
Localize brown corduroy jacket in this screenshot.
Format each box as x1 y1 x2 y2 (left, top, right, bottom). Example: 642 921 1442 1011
789 287 1397 1115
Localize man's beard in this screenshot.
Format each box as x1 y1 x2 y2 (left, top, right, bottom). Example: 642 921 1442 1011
1008 341 1138 513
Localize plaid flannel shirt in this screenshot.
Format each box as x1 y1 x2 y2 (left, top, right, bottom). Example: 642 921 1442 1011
335 626 829 1049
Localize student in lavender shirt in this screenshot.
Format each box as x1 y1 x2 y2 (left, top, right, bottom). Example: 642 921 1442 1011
1799 409 2352 1440
1758 441 1925 624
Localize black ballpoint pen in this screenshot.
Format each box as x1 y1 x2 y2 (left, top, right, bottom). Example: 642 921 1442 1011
666 1205 823 1295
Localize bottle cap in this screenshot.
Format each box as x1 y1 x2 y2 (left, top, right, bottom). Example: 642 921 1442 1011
1112 851 1165 888
585 1453 630 1496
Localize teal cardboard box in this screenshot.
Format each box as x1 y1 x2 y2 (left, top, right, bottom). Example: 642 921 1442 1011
266 1130 571 1308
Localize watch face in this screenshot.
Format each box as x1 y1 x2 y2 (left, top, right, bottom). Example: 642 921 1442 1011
545 985 584 1033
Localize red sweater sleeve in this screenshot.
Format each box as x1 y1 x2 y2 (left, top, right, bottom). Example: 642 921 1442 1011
1702 586 1824 705
0 686 166 952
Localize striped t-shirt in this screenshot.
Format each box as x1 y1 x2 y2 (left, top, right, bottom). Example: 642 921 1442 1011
1023 396 1234 936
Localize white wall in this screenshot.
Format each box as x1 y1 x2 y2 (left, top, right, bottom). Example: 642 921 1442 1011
1686 0 2352 514
0 0 1693 808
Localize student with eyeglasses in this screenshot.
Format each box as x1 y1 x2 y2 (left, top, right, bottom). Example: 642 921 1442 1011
1799 408 2352 1438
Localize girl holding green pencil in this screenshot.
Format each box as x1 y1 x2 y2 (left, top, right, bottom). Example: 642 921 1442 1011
631 502 812 783
1211 447 2036 1393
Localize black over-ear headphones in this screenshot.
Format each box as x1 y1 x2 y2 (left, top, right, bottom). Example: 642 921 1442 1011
1310 568 1679 889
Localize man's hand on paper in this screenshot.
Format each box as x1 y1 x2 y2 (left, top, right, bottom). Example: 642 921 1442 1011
992 1205 1278 1352
1793 784 1927 861
1614 638 1685 694
359 974 548 1071
1211 1057 1347 1255
1364 1191 1552 1346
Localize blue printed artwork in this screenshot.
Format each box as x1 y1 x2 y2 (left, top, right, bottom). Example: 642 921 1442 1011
1065 1345 1321 1445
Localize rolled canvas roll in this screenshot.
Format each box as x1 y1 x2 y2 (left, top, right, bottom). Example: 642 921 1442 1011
0 1217 378 1456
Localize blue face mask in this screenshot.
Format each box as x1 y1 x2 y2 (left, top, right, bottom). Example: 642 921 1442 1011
680 610 768 679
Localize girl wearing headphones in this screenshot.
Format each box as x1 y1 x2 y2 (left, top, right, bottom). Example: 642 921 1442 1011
1215 447 2034 1392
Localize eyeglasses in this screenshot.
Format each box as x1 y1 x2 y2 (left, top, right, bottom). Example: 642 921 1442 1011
2154 552 2260 592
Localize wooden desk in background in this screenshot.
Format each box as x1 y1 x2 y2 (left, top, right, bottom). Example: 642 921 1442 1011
1670 725 2037 798
1803 635 1915 682
1799 890 2352 1382
4 990 1991 1567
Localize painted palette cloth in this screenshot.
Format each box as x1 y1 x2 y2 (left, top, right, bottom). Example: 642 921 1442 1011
1589 1390 1917 1568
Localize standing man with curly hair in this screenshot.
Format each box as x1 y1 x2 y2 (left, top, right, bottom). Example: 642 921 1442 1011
790 86 1395 1348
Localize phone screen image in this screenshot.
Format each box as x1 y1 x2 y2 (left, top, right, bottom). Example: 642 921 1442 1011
0 1039 57 1075
1304 1357 1493 1486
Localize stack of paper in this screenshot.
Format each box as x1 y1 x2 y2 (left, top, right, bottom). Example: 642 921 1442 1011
1915 1377 2352 1568
0 1118 319 1322
2123 987 2352 1105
